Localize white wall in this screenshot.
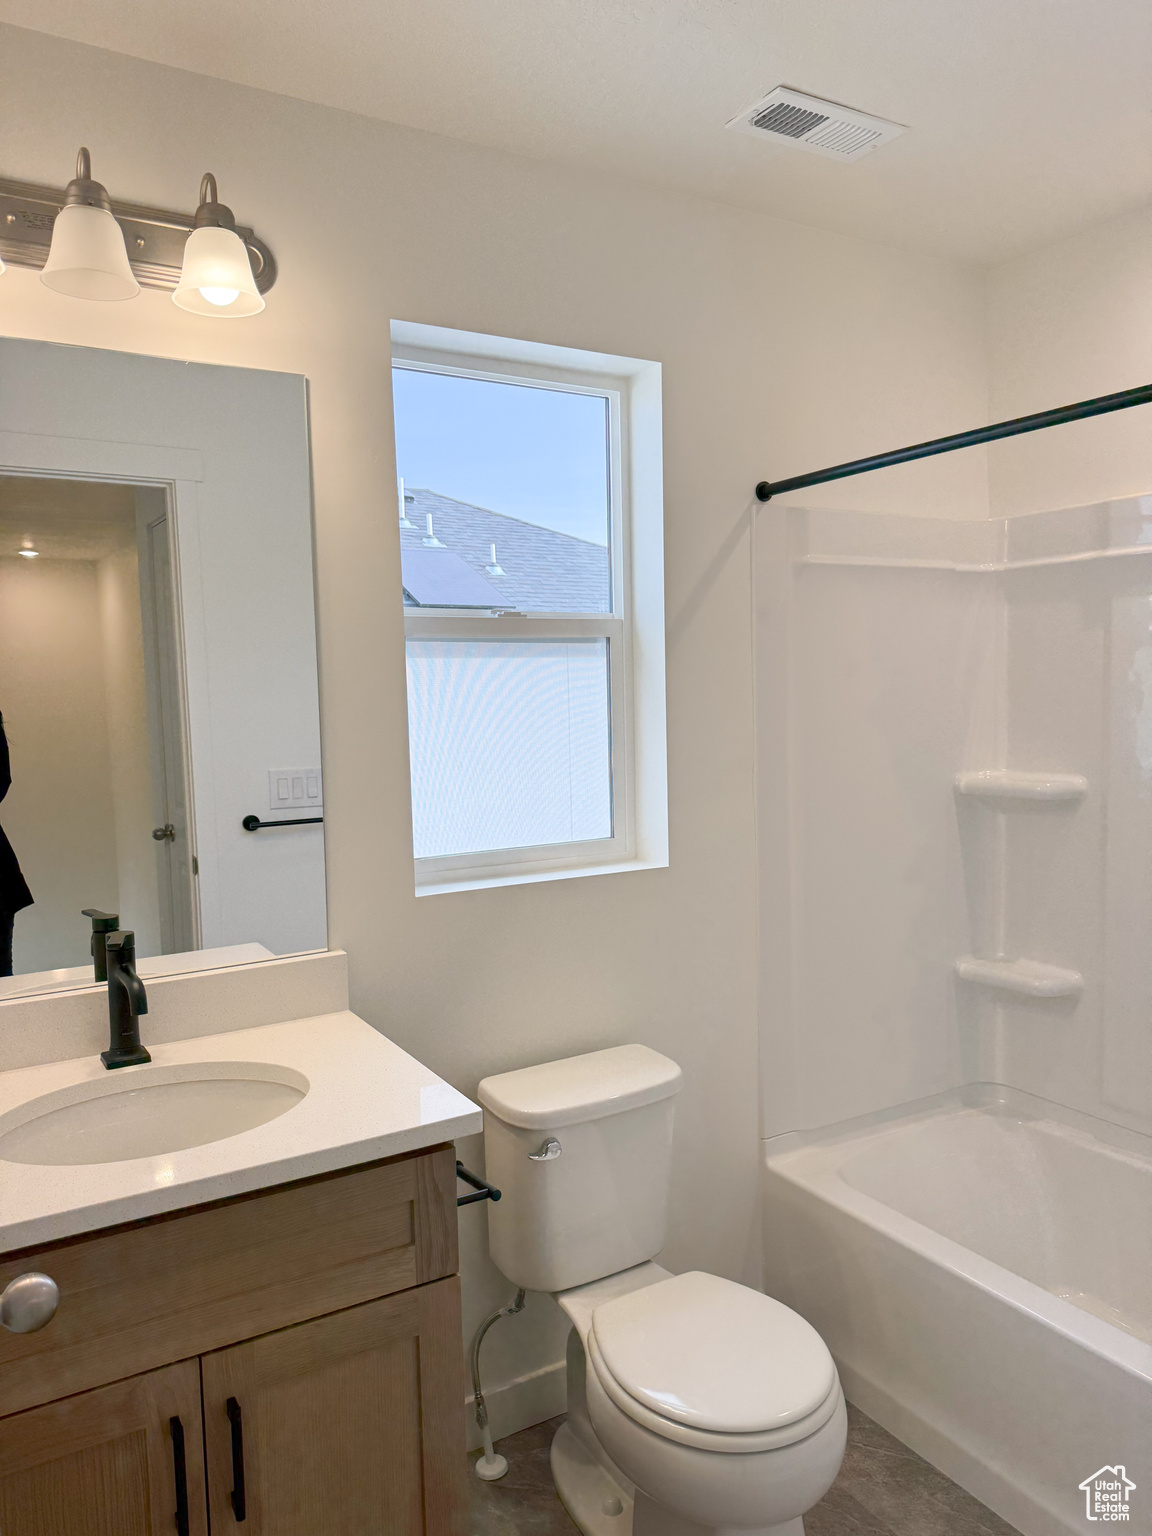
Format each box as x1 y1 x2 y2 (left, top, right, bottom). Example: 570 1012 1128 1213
987 202 1152 517
0 556 120 969
0 22 991 1429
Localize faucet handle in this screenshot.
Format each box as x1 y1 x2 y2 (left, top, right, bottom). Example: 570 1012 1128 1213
82 909 119 983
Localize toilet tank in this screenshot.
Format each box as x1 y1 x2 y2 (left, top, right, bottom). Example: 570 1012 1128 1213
478 1045 683 1293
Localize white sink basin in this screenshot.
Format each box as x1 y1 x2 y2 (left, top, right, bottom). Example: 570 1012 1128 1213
0 1012 482 1251
0 1062 309 1166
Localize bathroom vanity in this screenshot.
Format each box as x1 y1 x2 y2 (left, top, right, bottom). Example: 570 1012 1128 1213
0 951 482 1536
0 1149 463 1534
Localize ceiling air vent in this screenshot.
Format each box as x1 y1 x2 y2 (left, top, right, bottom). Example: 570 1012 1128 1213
727 86 905 163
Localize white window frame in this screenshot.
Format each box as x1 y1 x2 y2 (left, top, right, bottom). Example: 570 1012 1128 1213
392 334 660 894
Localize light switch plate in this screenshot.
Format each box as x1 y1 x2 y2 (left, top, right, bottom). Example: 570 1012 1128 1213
268 767 323 812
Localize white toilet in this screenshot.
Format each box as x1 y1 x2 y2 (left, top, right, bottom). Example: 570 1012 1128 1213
479 1044 846 1536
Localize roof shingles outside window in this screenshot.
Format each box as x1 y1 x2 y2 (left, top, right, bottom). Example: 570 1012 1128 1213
400 488 610 613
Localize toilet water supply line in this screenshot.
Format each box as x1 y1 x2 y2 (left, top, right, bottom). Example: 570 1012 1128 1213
471 1287 527 1481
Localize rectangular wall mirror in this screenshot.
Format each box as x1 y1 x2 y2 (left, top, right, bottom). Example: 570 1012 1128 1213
0 338 326 998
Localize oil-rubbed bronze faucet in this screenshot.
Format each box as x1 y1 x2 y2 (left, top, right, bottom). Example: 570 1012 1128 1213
101 930 151 1069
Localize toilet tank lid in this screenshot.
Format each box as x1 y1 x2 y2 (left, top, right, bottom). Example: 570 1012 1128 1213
478 1045 682 1129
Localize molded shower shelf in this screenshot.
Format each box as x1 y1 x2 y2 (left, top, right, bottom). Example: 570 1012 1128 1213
954 770 1088 803
954 956 1083 999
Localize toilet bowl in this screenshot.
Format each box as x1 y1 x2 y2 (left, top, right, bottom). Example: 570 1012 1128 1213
554 1262 846 1535
479 1046 846 1536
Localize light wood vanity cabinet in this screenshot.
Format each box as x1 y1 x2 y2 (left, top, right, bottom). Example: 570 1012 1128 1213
0 1145 467 1535
0 1359 207 1536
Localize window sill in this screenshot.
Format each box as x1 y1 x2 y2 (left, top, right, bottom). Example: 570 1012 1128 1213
414 854 668 897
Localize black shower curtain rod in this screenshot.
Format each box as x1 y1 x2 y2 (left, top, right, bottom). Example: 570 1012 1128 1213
754 382 1152 503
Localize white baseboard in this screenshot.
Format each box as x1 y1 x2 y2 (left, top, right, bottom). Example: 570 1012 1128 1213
465 1358 567 1452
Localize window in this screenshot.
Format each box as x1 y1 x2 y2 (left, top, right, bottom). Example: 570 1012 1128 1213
391 325 667 892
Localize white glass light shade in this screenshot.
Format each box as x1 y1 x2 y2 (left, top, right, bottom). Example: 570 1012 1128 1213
40 203 139 300
173 225 264 316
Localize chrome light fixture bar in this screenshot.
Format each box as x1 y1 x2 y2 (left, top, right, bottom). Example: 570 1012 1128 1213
0 161 276 298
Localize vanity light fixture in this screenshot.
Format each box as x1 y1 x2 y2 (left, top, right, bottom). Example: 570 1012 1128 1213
39 149 140 302
17 546 38 559
0 156 276 306
173 174 265 317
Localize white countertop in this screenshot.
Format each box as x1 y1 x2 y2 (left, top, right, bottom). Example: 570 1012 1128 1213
0 1011 482 1252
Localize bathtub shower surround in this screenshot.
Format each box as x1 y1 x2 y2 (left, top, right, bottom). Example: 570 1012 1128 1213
764 1089 1151 1536
756 497 1152 1536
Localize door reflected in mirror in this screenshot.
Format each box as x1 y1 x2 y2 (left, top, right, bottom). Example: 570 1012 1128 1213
1 475 198 978
0 341 326 999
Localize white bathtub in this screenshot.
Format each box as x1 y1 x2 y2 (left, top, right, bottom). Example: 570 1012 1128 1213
763 1088 1152 1536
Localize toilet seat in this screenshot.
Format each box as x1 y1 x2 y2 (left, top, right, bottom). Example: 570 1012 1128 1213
587 1270 840 1453
588 1330 841 1454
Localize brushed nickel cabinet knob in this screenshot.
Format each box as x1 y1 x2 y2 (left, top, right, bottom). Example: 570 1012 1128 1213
0 1272 59 1334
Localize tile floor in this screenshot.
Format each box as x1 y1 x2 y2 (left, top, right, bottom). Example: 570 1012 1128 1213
470 1403 1022 1536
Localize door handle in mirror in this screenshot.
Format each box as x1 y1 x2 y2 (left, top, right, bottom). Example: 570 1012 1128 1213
152 824 176 842
0 1272 59 1333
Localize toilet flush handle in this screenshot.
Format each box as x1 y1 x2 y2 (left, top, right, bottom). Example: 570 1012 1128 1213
528 1137 562 1162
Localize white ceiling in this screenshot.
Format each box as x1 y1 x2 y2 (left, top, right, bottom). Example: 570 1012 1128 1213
0 477 136 560
1 0 1149 264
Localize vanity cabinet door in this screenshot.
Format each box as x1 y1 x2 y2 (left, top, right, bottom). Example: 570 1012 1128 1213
0 1358 207 1535
202 1276 466 1536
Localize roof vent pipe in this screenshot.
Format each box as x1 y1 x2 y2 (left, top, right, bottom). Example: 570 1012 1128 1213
422 514 445 548
398 477 415 529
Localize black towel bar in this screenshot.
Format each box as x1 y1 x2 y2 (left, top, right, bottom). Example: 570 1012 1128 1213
242 814 323 831
456 1162 502 1207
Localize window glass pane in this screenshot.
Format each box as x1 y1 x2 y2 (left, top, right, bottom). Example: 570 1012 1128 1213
393 368 611 614
406 639 612 858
